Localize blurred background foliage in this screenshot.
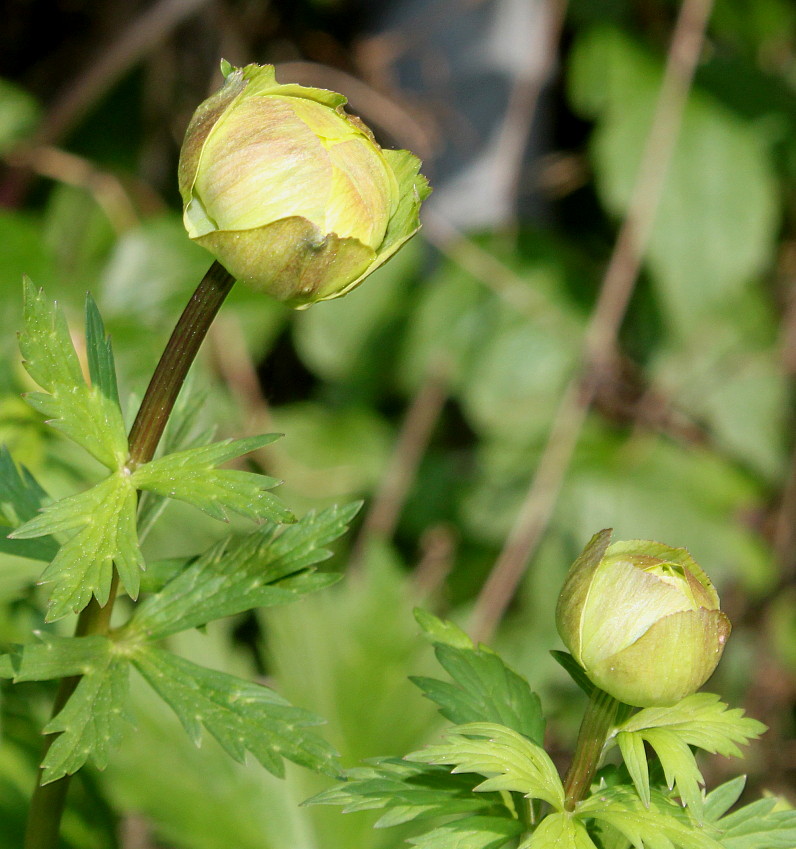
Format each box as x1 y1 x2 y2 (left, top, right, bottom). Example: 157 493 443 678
1 0 795 846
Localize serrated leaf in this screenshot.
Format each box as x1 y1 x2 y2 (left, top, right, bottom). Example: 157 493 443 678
617 730 651 808
576 786 723 849
0 446 58 561
306 759 493 827
41 653 130 783
131 646 340 778
550 651 596 699
84 293 120 406
411 637 545 744
11 472 142 620
712 795 796 849
618 694 766 757
136 376 214 540
0 633 112 682
703 777 746 822
415 608 474 650
406 722 565 811
127 503 358 639
19 280 127 470
615 694 765 821
408 815 523 849
131 434 293 523
524 812 596 849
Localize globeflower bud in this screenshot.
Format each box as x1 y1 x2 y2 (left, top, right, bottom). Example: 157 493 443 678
556 530 731 708
178 61 430 308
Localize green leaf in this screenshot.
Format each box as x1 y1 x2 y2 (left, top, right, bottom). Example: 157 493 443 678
84 293 120 407
0 633 112 681
131 646 340 778
41 653 130 783
577 786 723 849
130 434 294 524
550 651 595 699
414 609 474 650
412 615 545 744
703 777 746 822
408 815 523 849
306 759 493 827
0 446 58 561
524 812 596 849
0 633 133 784
406 721 565 811
615 695 765 823
11 472 142 620
19 280 127 470
127 503 358 639
712 795 796 849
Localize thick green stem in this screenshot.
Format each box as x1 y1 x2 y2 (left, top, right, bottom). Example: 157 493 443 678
24 261 236 849
563 688 620 811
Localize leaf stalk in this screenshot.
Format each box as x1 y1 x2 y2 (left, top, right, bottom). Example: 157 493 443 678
24 261 236 849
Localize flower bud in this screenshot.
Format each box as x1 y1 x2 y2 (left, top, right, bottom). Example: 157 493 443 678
178 61 430 308
556 530 731 707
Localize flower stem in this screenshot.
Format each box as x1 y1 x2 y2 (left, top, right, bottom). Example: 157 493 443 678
563 688 620 811
23 261 236 849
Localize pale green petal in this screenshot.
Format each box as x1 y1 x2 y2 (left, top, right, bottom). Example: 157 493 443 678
193 97 332 232
590 608 731 707
194 216 374 306
326 137 393 249
580 555 696 667
555 529 613 662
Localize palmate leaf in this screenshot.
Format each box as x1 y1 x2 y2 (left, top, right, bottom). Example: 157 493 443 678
406 722 565 811
131 646 340 778
408 815 523 849
0 633 131 783
576 786 722 849
10 472 141 620
412 611 545 745
42 655 130 783
19 281 127 471
705 779 796 849
614 694 766 821
307 759 494 827
522 812 596 849
130 434 294 524
11 433 301 621
0 446 58 562
126 503 358 639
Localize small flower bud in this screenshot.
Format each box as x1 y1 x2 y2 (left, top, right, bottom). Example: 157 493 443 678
178 61 430 308
556 530 731 707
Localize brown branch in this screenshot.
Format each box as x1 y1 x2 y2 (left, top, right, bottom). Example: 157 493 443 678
468 0 716 644
350 360 450 569
34 0 214 148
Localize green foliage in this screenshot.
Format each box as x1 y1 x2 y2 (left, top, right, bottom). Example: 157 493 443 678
412 610 545 744
615 695 766 819
9 288 295 619
576 786 722 849
13 471 141 619
18 280 128 470
126 504 356 640
0 446 57 561
406 722 565 811
0 289 361 803
129 435 294 524
131 647 339 778
706 778 796 849
0 634 130 783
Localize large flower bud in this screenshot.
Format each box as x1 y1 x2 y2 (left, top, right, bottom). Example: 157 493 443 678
178 61 430 308
556 530 731 707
